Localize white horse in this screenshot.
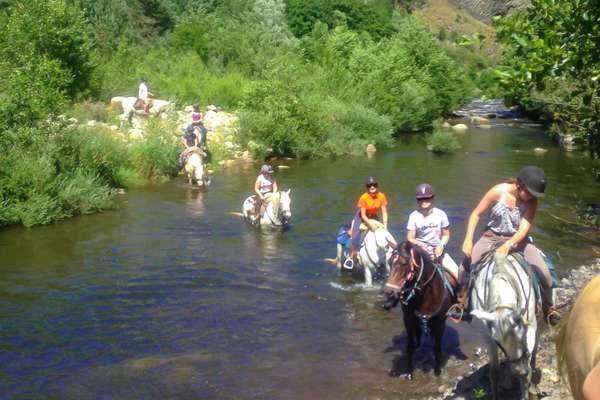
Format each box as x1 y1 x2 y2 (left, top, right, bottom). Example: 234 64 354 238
242 190 292 227
109 96 170 125
184 151 208 187
469 252 539 400
335 227 397 286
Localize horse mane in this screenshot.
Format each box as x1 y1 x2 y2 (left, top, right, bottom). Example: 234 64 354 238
270 191 281 213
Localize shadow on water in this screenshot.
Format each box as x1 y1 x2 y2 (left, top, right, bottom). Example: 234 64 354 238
386 326 468 378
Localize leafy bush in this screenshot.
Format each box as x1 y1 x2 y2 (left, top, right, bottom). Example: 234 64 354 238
426 129 461 153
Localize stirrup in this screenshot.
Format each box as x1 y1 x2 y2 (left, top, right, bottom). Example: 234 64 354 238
447 303 471 323
343 258 354 270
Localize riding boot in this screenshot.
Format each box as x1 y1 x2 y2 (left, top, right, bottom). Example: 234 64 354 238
541 287 560 327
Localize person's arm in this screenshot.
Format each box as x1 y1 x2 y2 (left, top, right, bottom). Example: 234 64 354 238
462 185 501 257
273 179 278 193
254 176 263 199
381 205 388 230
407 230 428 253
183 137 189 149
435 227 450 258
496 198 537 257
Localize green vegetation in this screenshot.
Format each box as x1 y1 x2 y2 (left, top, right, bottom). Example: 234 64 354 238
0 0 475 226
426 129 461 153
492 0 599 175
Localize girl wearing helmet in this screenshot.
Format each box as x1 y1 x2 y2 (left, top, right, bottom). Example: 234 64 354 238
406 184 458 282
343 176 389 269
454 166 559 325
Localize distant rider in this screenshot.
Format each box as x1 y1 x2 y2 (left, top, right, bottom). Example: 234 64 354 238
253 165 278 223
343 176 389 270
137 77 154 114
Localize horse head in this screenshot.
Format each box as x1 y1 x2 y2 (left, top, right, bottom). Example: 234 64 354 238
382 242 426 309
277 189 292 225
471 254 535 379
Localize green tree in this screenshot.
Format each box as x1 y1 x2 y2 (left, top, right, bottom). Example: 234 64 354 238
493 0 599 157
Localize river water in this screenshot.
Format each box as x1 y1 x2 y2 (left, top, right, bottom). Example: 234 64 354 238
1 115 599 399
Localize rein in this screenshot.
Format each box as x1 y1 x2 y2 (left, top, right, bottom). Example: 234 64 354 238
396 247 450 330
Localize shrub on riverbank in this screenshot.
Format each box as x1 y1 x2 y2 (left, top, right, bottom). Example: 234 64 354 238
0 121 180 227
426 129 461 153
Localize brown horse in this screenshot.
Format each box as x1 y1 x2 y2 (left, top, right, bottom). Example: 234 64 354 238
556 274 600 400
382 241 456 379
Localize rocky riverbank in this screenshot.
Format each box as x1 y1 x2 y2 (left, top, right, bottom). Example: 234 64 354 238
428 260 600 400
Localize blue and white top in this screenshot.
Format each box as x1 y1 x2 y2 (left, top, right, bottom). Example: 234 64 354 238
487 189 524 235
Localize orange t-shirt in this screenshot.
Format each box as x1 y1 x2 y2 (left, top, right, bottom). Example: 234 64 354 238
357 192 388 215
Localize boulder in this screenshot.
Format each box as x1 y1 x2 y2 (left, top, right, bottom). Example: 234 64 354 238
452 123 468 131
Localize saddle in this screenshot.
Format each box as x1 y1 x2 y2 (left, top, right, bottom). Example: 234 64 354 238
134 98 153 110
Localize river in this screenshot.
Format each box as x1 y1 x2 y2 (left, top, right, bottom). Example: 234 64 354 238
1 112 599 399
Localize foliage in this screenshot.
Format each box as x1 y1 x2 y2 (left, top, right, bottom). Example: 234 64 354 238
345 18 472 130
472 387 487 399
237 54 393 158
285 0 395 40
493 0 600 158
0 0 94 129
426 129 461 153
576 203 600 230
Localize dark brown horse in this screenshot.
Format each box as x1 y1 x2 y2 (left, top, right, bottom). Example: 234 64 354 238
381 241 456 379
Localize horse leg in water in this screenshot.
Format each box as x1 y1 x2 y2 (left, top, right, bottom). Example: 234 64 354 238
430 316 446 376
402 306 420 380
488 340 500 400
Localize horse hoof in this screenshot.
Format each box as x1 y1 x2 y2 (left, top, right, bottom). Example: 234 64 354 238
406 373 413 381
434 367 441 376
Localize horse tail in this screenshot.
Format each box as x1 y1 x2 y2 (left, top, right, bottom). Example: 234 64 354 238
229 212 244 217
323 257 338 264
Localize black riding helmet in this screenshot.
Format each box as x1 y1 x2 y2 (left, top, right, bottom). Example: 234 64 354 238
365 176 378 187
517 166 546 197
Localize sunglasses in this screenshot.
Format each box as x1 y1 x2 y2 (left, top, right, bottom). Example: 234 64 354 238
367 183 378 188
417 196 434 201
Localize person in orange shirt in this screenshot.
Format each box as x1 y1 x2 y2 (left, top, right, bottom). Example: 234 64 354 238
343 176 389 269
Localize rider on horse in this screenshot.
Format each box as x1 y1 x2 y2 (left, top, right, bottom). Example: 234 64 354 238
451 166 560 326
179 110 207 167
252 164 278 223
406 183 459 284
343 176 389 270
137 77 154 114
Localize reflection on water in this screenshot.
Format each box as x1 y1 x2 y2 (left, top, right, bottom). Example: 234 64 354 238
0 118 599 399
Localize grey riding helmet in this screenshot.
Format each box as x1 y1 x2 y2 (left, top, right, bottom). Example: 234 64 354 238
518 166 546 197
261 164 274 174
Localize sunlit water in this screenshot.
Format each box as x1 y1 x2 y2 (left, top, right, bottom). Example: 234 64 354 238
1 114 599 399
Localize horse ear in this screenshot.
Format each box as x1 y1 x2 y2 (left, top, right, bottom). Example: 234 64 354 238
286 188 291 195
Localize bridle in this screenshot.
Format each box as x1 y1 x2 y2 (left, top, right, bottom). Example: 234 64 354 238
387 246 450 331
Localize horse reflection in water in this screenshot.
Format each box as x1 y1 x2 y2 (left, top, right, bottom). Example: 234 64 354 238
381 242 455 379
334 226 397 286
469 252 539 400
556 274 600 400
241 190 292 227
